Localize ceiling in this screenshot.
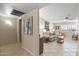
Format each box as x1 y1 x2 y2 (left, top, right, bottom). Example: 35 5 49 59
0 3 49 17
0 3 79 23
11 3 49 13
40 3 79 23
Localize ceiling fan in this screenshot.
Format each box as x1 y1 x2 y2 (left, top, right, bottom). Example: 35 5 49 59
64 14 71 20
64 16 69 19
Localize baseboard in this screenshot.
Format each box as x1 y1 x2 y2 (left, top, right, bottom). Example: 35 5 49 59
22 47 35 56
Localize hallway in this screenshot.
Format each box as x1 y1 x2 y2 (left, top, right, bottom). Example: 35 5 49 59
43 31 78 56
0 43 32 56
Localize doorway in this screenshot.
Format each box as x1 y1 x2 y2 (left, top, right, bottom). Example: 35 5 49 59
39 3 78 56
19 19 22 44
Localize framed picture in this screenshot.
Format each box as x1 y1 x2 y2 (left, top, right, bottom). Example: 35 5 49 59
25 16 33 35
45 21 49 31
55 26 60 30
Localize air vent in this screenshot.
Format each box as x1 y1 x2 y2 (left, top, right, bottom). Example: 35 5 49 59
11 9 25 16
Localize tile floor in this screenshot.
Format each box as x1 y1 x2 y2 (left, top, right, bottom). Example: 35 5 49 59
43 31 78 56
0 31 78 56
0 43 32 56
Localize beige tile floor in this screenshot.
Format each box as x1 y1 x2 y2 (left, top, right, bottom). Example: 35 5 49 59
0 43 32 56
0 31 78 56
43 31 78 56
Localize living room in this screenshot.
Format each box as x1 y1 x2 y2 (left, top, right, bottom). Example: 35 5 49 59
39 3 78 56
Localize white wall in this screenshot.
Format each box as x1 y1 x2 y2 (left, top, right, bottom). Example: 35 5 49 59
77 4 79 56
39 18 54 37
0 15 17 46
21 9 39 56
